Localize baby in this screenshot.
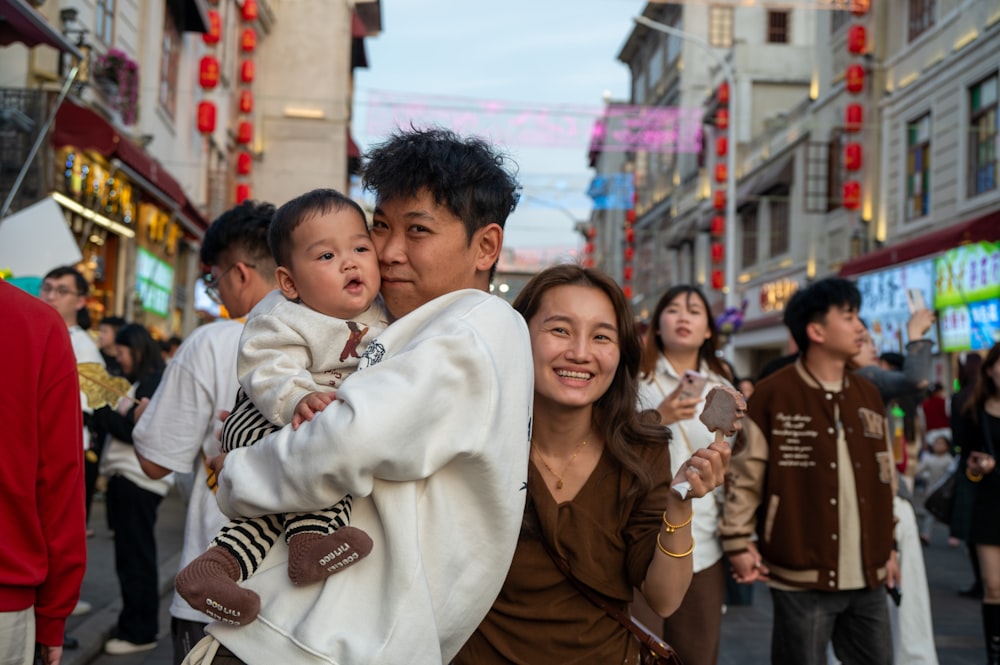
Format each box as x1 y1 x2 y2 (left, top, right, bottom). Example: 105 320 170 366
176 188 388 625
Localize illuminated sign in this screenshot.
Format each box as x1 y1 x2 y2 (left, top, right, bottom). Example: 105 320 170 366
136 247 173 317
940 299 1000 352
934 242 1000 309
857 259 938 353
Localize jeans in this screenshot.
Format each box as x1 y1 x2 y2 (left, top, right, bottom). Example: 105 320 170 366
770 586 892 665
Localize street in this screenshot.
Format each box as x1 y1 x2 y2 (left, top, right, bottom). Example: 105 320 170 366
64 487 985 665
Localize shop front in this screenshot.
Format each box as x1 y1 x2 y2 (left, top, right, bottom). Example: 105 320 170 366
731 271 804 380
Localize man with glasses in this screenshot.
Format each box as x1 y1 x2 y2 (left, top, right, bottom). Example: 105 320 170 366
132 201 279 665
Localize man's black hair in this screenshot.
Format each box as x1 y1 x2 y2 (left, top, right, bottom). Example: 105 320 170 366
783 277 861 354
268 189 367 268
361 127 520 279
99 315 127 329
199 200 277 269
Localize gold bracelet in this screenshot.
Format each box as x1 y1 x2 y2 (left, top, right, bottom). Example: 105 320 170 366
662 510 693 534
656 533 695 558
967 469 984 483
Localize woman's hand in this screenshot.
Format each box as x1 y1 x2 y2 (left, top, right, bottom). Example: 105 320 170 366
657 385 701 425
671 439 731 499
968 451 996 477
906 308 935 340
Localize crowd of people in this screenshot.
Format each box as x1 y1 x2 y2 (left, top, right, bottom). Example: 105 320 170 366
2 126 998 665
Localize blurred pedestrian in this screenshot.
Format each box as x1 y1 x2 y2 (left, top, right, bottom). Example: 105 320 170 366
97 316 127 377
93 323 167 655
952 353 985 592
916 430 954 545
0 280 86 665
921 382 949 433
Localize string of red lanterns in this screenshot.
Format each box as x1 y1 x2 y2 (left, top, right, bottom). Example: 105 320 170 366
841 0 870 212
710 81 730 291
621 198 636 299
235 0 258 203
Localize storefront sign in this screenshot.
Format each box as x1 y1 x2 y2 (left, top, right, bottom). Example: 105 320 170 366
940 298 1000 352
934 242 1000 309
857 259 937 353
759 278 798 313
136 247 173 317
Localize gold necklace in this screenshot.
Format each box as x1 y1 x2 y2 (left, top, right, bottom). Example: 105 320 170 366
532 439 588 490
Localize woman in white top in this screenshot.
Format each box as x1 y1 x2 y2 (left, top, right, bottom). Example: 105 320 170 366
636 284 736 665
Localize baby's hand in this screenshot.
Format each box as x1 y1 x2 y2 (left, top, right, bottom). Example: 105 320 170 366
292 391 337 430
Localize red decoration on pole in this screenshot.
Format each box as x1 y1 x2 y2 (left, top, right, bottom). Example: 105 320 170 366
715 136 728 156
850 0 870 15
847 24 867 54
584 241 595 255
623 285 633 299
196 101 216 134
714 163 727 184
710 215 725 237
717 82 730 106
845 103 863 132
241 28 257 52
842 181 862 209
237 121 253 144
713 190 726 211
624 246 635 261
203 10 221 44
237 151 253 175
846 64 865 93
711 242 725 264
716 108 730 130
623 265 634 281
241 0 258 22
844 143 863 171
626 209 636 224
240 60 255 84
586 226 597 240
199 56 220 89
711 269 725 290
239 90 253 114
236 183 251 203
624 227 635 243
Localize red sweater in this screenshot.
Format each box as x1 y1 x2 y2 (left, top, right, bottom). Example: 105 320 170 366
0 281 86 646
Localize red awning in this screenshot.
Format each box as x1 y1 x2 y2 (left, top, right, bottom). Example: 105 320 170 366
351 11 367 38
52 99 208 231
347 130 361 158
0 0 82 58
839 211 1000 277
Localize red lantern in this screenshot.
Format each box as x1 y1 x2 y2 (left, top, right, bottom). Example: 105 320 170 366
850 0 870 16
624 246 635 261
242 0 258 22
241 60 255 83
711 242 725 264
586 226 597 240
715 136 728 156
237 151 253 175
713 190 726 211
196 101 216 134
584 241 595 254
711 269 725 290
623 265 634 281
199 56 220 89
845 103 863 132
625 227 635 243
715 163 727 184
583 256 595 268
847 25 867 54
203 10 221 45
844 143 863 171
626 209 636 224
716 108 730 130
241 28 257 52
711 216 725 237
623 285 633 299
842 180 862 210
717 82 730 106
237 121 253 144
239 90 253 114
846 64 865 93
235 183 251 203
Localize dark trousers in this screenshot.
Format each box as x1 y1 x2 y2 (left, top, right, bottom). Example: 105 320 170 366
171 618 208 665
107 474 163 644
661 559 726 665
770 585 892 665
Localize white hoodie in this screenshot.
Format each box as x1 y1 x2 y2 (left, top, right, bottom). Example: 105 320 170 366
211 289 534 665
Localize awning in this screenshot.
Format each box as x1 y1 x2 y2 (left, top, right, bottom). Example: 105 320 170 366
52 99 208 233
839 210 1000 277
351 11 368 69
0 0 83 58
166 0 210 33
0 196 82 277
347 130 361 158
737 154 794 207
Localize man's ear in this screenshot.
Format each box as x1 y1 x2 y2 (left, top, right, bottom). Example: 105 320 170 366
474 223 503 273
806 320 825 346
275 266 299 301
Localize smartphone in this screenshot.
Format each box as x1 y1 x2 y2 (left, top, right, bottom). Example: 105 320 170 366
678 370 708 400
886 585 902 607
906 288 926 313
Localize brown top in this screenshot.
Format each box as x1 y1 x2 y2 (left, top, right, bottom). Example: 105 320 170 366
454 442 673 665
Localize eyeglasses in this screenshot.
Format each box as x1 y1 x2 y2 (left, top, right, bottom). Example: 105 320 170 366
40 283 82 297
203 262 255 305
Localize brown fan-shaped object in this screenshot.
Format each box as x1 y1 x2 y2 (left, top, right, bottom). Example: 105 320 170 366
78 362 134 409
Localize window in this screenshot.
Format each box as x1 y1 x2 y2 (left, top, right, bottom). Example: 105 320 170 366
740 208 758 269
95 0 115 45
767 11 790 44
968 74 997 198
906 114 931 220
709 7 733 48
769 194 790 257
828 129 844 210
831 9 851 34
158 6 180 118
908 0 935 42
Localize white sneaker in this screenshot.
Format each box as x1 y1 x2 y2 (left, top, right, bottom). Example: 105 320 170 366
104 638 157 655
70 600 92 616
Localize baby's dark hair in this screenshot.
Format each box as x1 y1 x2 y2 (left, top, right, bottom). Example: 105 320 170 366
268 189 367 268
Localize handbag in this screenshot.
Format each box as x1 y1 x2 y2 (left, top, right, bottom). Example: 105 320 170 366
540 538 683 665
923 461 958 524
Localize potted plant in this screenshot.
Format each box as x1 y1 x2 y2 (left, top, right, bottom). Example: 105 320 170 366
93 48 140 126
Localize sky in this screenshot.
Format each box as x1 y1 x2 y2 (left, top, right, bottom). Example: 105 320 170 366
353 0 644 263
